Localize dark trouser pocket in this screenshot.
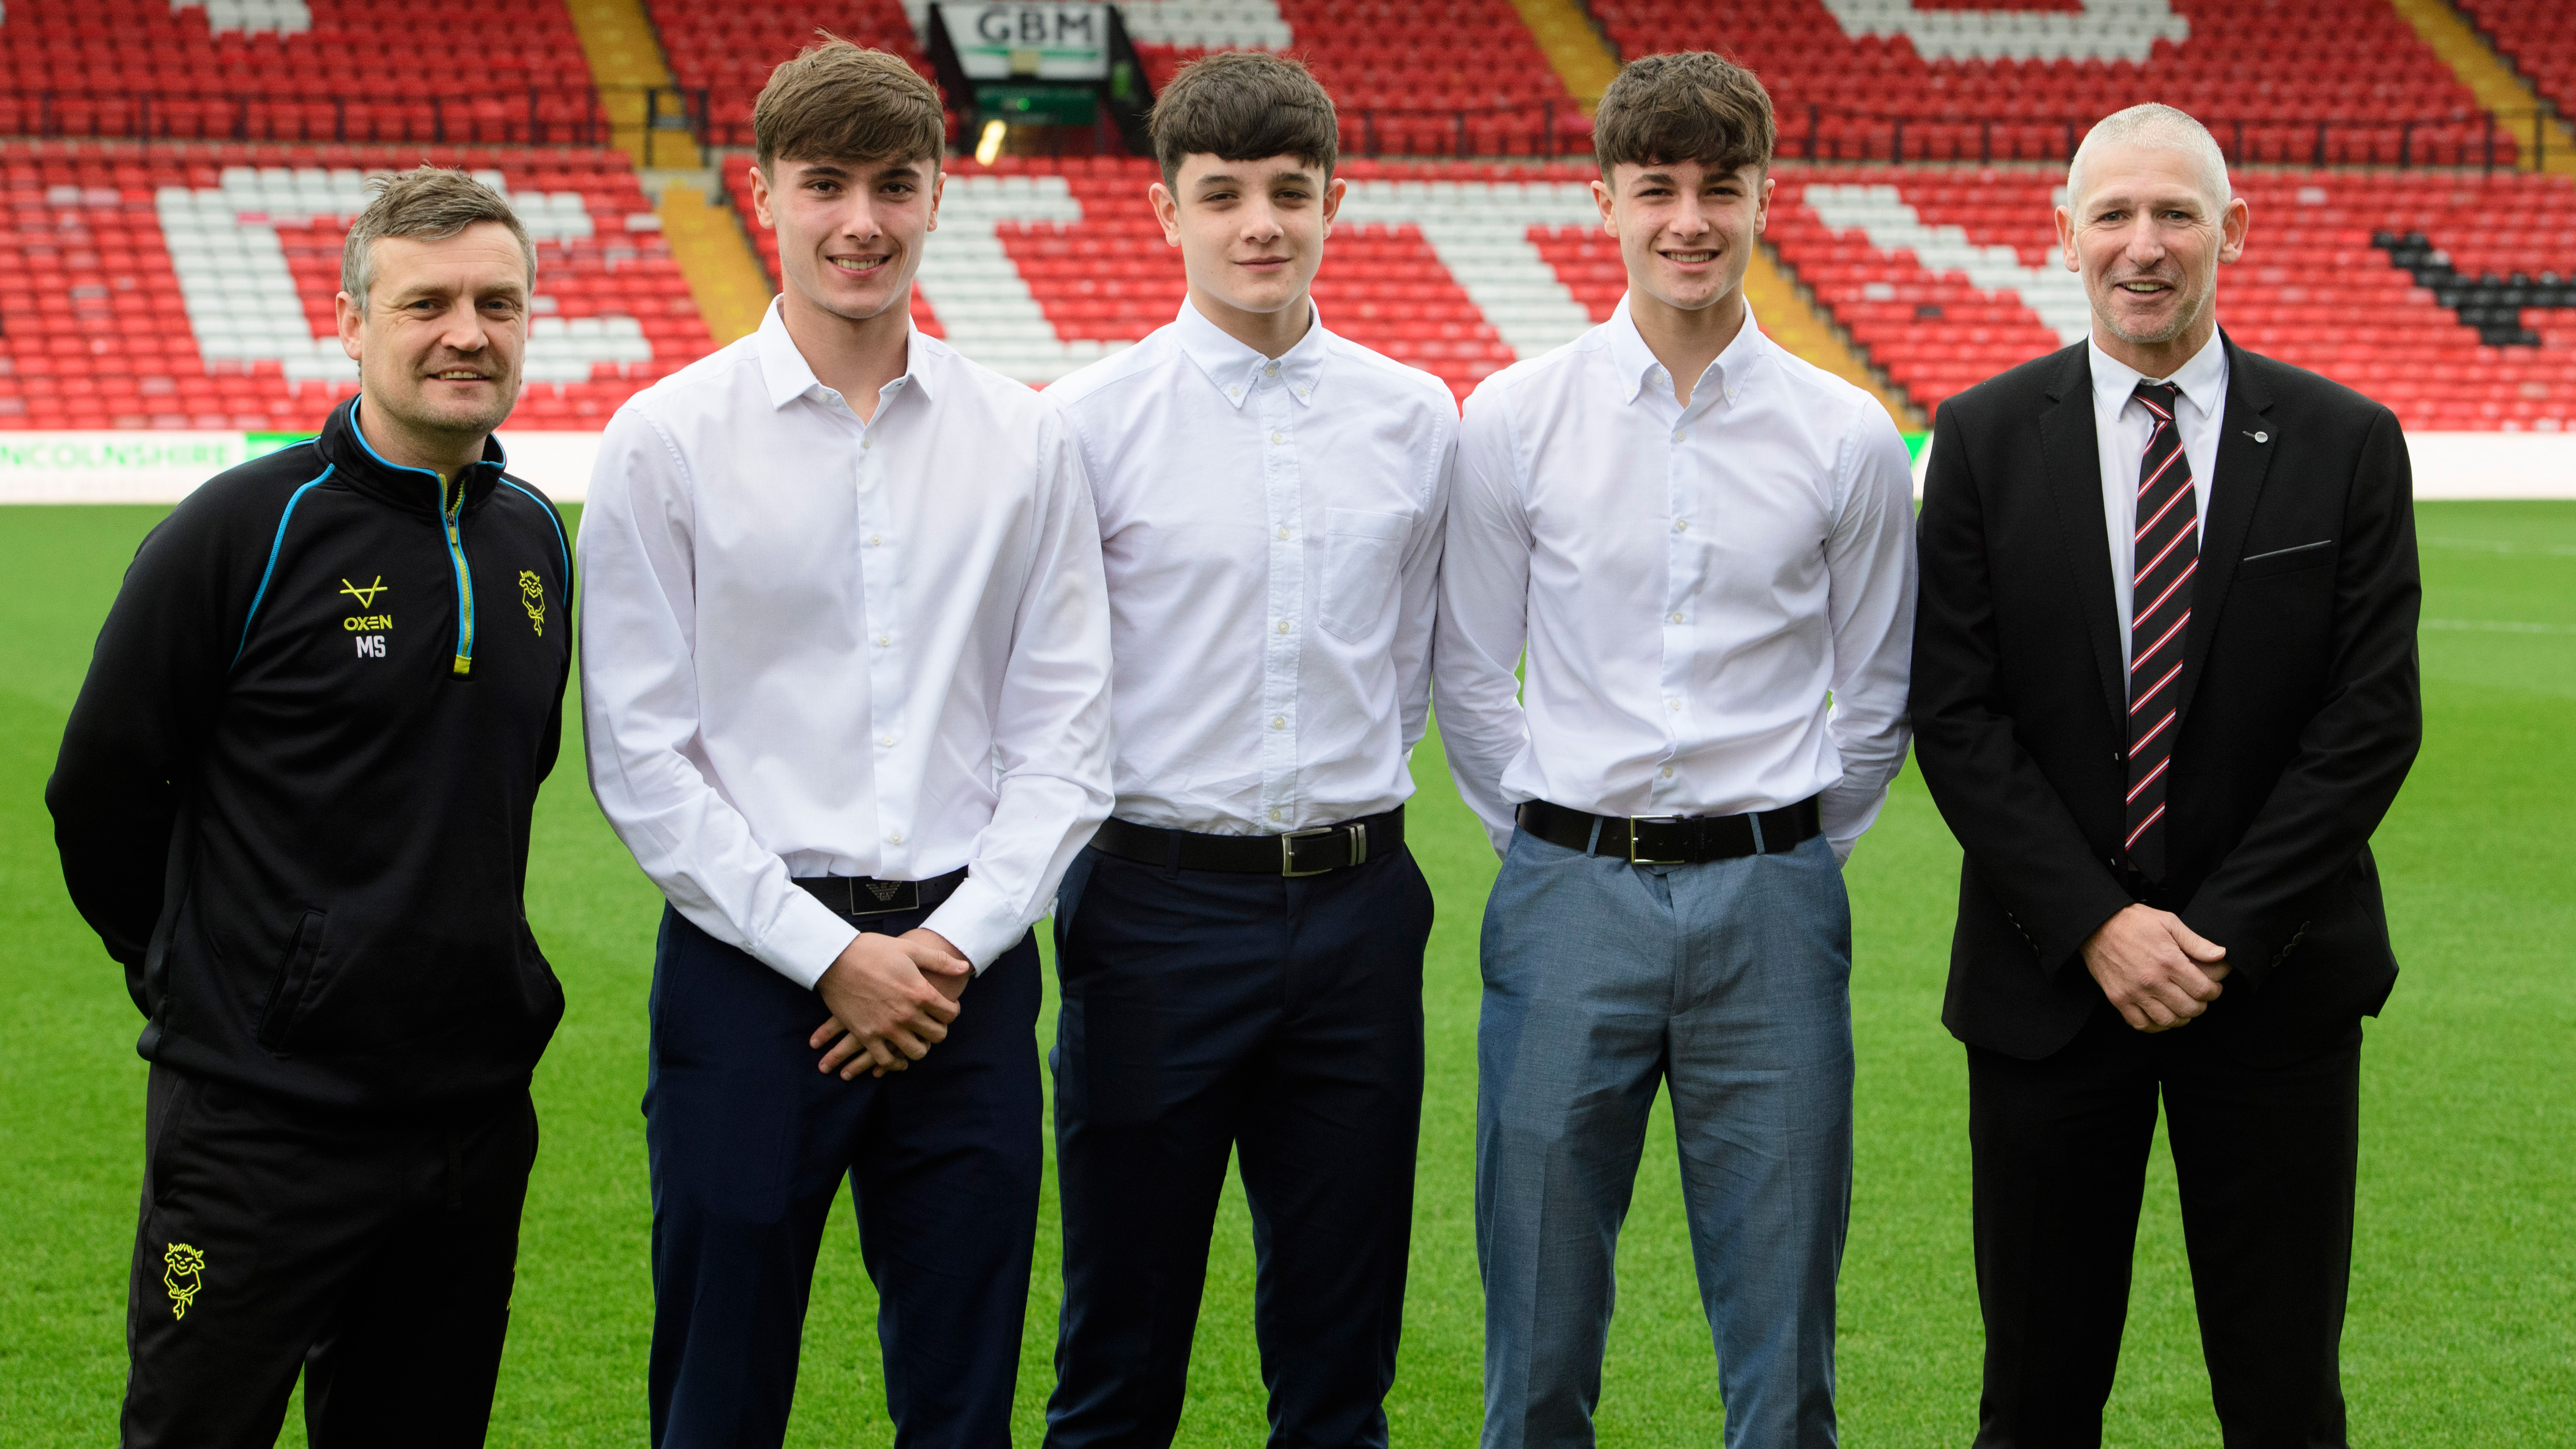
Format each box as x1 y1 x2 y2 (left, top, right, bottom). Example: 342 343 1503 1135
254 909 327 1051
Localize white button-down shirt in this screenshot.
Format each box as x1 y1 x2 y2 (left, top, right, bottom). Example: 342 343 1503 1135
1047 300 1454 834
2089 330 2228 668
1435 296 1918 860
579 300 1115 986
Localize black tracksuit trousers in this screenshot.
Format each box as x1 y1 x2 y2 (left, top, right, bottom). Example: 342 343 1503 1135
122 1064 539 1448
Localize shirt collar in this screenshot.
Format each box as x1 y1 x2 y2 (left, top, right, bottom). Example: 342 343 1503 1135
1604 292 1768 406
1171 295 1330 410
753 294 935 414
2089 328 2226 421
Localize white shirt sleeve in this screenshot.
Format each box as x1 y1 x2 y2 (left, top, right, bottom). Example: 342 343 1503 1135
1393 414 1458 757
577 405 860 988
919 414 1117 968
1433 387 1535 858
1817 395 1920 860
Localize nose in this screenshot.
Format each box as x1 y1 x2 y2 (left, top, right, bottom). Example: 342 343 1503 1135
2120 215 2167 269
1241 196 1283 245
1668 195 1714 239
839 193 884 243
440 302 488 352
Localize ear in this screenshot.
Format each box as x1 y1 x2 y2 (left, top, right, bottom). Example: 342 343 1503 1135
749 162 777 231
2217 194 2250 266
2053 204 2079 273
927 169 945 235
1755 172 1774 236
334 290 364 362
1150 180 1182 248
1322 174 1347 236
1592 176 1617 240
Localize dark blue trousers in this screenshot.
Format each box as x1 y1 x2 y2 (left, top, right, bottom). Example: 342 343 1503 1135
1043 843 1433 1449
644 904 1043 1449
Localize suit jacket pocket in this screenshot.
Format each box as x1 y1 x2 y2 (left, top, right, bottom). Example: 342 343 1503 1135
2235 537 2336 580
253 908 327 1051
1318 507 1412 644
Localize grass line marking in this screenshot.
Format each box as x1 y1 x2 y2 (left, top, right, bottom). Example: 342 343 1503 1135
2423 536 2576 558
2423 618 2576 634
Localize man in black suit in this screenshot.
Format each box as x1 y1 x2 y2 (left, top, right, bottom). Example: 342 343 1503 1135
1912 103 2420 1447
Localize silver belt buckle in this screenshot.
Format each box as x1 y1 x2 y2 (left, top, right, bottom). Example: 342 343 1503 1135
1281 823 1363 877
1626 815 1686 866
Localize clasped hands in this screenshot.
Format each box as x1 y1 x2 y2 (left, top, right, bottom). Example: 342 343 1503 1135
2081 903 2231 1034
809 927 972 1079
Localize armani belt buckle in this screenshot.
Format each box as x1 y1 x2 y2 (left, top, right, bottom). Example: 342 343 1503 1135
1281 824 1361 877
849 879 920 917
1627 815 1687 866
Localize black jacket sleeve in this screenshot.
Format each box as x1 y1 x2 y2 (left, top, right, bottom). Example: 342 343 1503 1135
2181 405 2422 985
47 499 246 1010
1912 401 2138 975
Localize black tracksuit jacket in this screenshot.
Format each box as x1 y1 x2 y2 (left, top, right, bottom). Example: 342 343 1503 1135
48 397 572 1116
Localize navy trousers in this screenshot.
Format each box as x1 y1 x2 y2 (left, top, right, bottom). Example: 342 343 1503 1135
1043 842 1434 1449
644 904 1043 1449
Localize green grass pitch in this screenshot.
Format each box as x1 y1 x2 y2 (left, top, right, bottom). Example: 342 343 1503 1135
2 501 2569 1445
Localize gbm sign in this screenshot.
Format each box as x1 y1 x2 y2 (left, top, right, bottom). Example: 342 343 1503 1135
937 2 1112 80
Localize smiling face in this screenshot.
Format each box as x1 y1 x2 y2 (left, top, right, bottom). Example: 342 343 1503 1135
752 153 941 329
1152 152 1343 335
1595 159 1772 319
335 222 528 452
2058 140 2249 364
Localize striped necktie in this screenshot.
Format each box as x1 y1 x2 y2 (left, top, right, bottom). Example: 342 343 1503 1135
2125 380 2195 880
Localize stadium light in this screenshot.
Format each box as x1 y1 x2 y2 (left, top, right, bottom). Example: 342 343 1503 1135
976 119 1008 166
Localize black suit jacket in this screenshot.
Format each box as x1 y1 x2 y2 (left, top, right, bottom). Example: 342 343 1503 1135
1912 335 2421 1064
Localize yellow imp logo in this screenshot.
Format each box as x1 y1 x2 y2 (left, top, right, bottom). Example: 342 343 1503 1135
338 576 389 608
163 1243 205 1321
518 571 545 636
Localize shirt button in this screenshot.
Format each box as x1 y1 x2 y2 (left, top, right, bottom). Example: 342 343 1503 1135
1278 525 1292 539
1268 807 1283 822
1264 361 1279 377
879 734 896 747
1669 611 1684 624
1673 519 1689 533
1660 766 1675 779
861 436 873 450
1295 386 1308 398
1271 716 1287 730
876 634 891 647
887 832 902 845
1276 620 1291 634
1667 698 1681 711
868 534 882 547
1672 428 1686 442
1270 431 1286 445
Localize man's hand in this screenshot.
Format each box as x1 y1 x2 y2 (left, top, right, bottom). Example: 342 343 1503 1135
2081 903 2231 1033
809 928 972 1079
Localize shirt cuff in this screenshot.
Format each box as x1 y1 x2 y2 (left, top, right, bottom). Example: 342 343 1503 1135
758 892 862 990
922 872 1026 975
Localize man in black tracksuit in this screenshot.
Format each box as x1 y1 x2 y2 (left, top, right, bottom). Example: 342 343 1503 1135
48 169 570 1447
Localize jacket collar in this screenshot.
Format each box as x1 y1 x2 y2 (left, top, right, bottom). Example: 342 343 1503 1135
316 396 508 516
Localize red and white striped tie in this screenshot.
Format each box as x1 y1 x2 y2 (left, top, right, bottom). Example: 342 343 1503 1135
2124 380 2195 880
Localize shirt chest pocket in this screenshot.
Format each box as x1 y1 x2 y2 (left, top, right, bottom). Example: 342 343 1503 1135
1317 507 1412 644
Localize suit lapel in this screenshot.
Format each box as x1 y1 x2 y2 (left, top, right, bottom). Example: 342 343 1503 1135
2175 336 2279 725
2036 345 2127 724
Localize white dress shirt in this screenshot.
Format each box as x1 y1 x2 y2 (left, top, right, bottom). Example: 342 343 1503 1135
579 299 1115 985
1435 296 1918 860
2089 330 2228 668
1045 299 1454 834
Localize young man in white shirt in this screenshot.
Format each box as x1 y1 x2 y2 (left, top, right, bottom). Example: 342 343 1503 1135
1040 51 1454 1449
1434 53 1916 1449
577 42 1114 1449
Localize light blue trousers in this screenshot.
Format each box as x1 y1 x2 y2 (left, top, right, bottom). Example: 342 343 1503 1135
1476 826 1854 1449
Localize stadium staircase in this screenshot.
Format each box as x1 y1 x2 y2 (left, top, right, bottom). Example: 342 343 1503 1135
2412 0 2576 176
564 0 705 169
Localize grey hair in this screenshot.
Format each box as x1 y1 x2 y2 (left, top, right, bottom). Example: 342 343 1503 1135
340 167 536 306
2068 103 2231 216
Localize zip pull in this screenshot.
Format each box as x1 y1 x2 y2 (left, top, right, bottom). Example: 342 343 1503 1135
436 471 476 677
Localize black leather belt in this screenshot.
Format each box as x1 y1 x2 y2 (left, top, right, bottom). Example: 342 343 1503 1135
1092 807 1403 876
1517 797 1822 865
793 866 968 918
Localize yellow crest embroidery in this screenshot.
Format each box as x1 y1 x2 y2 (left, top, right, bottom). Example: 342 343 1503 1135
163 1243 205 1321
518 570 545 635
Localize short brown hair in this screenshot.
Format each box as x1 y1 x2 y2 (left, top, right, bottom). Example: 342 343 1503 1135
1147 50 1338 190
754 34 946 172
1594 51 1776 179
340 167 533 305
